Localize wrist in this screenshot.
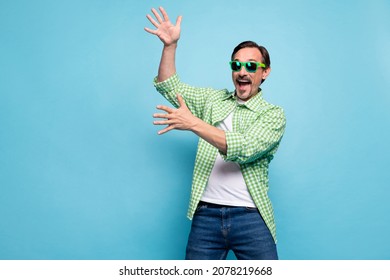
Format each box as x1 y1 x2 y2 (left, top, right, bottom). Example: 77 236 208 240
189 116 202 133
163 42 178 49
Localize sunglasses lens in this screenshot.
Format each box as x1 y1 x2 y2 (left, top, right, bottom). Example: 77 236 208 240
230 61 263 72
230 61 241 71
245 62 257 72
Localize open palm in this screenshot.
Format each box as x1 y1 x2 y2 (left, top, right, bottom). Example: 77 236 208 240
145 7 182 46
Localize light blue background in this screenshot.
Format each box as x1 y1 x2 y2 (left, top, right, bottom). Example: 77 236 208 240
1 0 389 260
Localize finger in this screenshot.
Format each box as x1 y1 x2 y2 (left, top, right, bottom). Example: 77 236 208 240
177 94 187 108
176 15 183 27
153 119 174 125
156 105 174 113
144 27 158 35
153 113 169 119
158 125 175 135
159 7 170 22
146 14 160 28
151 7 164 24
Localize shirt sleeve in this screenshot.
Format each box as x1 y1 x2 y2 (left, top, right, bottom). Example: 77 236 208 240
222 106 286 164
153 74 182 107
153 73 219 120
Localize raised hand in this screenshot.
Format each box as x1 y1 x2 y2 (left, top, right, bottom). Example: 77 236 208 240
144 7 182 46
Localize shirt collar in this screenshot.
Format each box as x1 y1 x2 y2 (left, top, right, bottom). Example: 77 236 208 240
222 90 235 101
244 89 264 112
223 88 265 112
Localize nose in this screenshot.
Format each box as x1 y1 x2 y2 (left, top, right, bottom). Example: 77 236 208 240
238 66 248 76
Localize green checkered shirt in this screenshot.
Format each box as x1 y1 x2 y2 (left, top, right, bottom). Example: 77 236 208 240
154 73 286 242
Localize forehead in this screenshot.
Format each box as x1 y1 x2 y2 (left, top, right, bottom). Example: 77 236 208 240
233 47 263 61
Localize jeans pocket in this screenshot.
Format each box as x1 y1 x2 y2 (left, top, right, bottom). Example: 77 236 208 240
195 204 208 212
245 206 259 212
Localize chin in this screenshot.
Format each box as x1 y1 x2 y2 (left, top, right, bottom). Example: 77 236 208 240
236 91 249 99
236 94 249 101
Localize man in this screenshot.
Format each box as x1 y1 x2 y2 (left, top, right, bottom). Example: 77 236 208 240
145 7 286 260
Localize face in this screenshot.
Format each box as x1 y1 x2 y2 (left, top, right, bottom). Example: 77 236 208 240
231 47 271 101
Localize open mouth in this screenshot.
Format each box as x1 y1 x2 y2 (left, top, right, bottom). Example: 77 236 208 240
237 78 251 89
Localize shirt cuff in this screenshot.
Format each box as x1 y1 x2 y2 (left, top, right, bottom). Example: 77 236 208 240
220 131 242 162
153 73 180 93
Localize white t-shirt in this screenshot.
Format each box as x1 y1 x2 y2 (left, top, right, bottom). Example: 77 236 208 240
200 104 256 207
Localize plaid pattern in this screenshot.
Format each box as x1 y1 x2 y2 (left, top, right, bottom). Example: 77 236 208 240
154 74 286 242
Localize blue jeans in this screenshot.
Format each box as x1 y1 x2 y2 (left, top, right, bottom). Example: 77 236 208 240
185 202 278 260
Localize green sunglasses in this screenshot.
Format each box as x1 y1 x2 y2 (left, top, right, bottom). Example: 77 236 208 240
229 61 266 73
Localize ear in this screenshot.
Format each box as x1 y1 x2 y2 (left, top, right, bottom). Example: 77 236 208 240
262 66 271 80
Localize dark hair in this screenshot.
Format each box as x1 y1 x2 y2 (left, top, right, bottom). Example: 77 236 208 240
231 41 271 69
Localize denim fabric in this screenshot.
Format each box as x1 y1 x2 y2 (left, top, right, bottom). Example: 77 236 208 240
185 203 278 260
